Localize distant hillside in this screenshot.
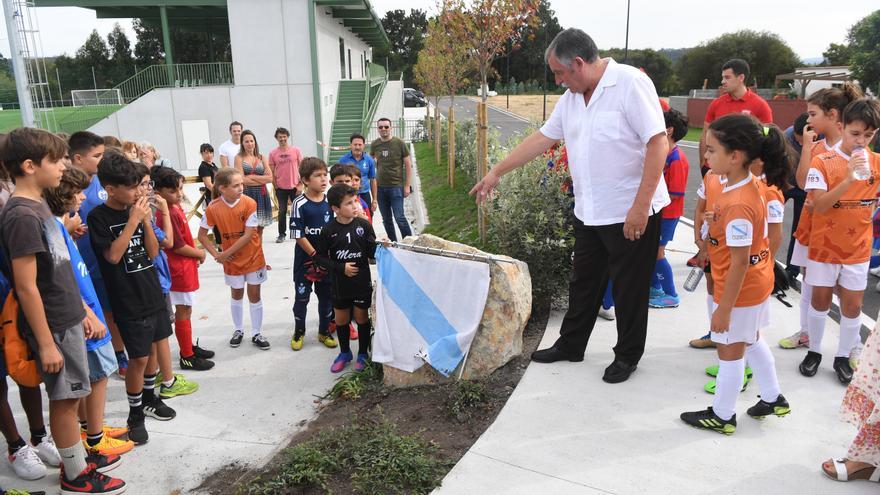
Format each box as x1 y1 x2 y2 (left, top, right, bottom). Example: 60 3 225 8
658 48 688 65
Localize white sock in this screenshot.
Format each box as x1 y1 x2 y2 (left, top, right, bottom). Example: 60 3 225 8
808 305 829 353
712 358 745 421
231 298 244 331
249 300 263 336
706 294 715 322
837 315 862 358
58 442 88 481
799 281 813 334
746 338 781 403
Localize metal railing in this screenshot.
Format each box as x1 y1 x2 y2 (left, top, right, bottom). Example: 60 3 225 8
54 62 234 134
366 118 428 143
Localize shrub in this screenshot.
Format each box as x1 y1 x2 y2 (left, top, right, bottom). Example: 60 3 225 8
486 144 574 310
439 118 502 189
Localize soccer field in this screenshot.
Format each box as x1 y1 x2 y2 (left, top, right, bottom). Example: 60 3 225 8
0 105 122 133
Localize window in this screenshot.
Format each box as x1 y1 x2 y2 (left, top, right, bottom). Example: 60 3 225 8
339 38 345 79
347 48 352 79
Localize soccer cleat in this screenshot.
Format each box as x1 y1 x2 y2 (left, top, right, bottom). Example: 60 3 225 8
350 324 358 341
778 330 809 349
597 307 615 321
275 235 285 243
649 294 680 309
252 334 271 350
290 330 304 351
84 448 122 473
192 339 215 359
158 375 198 399
833 356 854 384
229 330 244 347
318 332 338 348
354 354 369 372
650 287 665 299
4 489 46 494
850 343 862 371
702 367 753 394
689 333 716 349
8 444 47 480
59 465 126 495
704 365 753 378
115 352 128 379
126 417 147 446
331 352 353 373
31 436 60 467
143 397 176 421
85 435 134 457
680 407 736 435
799 351 822 377
747 394 791 419
180 355 215 371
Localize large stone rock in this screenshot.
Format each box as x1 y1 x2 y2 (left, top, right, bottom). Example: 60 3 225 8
381 234 532 388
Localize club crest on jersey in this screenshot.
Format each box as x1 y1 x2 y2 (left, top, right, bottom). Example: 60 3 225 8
98 190 108 201
356 226 364 236
297 283 306 294
324 212 331 223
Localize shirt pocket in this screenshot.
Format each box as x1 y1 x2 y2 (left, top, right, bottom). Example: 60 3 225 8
594 110 622 140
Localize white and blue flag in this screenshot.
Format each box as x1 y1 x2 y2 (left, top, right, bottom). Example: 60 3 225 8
372 246 490 377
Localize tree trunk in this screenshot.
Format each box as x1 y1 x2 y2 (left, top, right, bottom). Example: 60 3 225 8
448 105 455 188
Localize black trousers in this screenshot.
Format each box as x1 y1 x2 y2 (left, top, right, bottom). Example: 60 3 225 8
275 187 299 237
555 212 661 365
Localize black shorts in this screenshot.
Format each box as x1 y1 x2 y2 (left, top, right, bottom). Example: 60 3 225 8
333 294 372 311
704 261 712 274
115 308 174 359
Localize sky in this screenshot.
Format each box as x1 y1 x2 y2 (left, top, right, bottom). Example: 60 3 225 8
0 1 876 61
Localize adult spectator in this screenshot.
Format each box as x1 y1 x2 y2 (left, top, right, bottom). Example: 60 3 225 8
784 112 809 279
268 127 303 243
370 118 412 241
218 121 243 168
235 129 274 228
140 142 171 168
698 59 773 174
339 133 377 213
471 28 669 384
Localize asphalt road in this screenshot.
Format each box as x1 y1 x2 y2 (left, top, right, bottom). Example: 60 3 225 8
436 95 879 331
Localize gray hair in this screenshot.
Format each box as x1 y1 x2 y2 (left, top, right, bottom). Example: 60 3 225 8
544 28 599 66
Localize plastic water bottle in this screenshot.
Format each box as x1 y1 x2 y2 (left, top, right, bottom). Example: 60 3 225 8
853 147 871 180
683 266 704 292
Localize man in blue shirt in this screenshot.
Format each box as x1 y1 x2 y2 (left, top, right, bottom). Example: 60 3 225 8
338 133 377 213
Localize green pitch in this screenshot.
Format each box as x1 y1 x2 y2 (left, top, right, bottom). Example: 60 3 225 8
0 105 123 133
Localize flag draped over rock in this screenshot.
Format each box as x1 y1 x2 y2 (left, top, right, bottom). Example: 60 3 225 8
372 246 491 377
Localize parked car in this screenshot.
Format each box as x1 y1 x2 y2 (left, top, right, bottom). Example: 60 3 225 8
476 87 498 97
404 88 427 107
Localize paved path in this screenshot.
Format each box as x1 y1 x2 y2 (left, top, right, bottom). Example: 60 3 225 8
436 221 877 495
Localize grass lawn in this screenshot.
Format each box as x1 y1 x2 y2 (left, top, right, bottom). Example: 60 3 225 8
683 126 702 143
0 105 122 133
413 141 480 246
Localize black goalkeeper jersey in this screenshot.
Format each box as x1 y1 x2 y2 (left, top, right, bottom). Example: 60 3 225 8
314 217 376 299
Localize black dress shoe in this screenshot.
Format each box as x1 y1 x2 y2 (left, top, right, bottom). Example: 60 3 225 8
603 360 637 383
531 346 583 363
799 351 822 377
833 356 853 384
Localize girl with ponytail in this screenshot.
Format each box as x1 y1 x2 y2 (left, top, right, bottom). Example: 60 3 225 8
682 113 791 435
782 82 864 351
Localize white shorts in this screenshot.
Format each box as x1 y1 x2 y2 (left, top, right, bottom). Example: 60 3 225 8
224 267 268 289
710 299 770 345
169 291 196 306
805 260 869 291
790 240 809 267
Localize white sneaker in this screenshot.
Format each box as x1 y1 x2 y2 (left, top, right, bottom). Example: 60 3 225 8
875 279 880 292
32 435 61 467
8 444 46 480
598 307 616 321
870 266 880 277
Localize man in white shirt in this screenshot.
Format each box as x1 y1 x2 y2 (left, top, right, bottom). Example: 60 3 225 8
218 121 243 168
471 28 669 384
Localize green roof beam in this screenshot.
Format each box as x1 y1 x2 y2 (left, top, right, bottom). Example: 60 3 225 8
330 8 371 19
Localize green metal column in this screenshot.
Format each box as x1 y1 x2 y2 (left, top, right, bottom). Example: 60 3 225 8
308 0 324 157
160 5 174 85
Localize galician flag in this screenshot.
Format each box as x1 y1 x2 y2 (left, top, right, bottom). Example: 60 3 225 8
372 246 491 377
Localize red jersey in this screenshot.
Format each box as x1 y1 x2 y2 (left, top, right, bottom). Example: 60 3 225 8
705 90 773 124
805 147 880 264
158 205 199 292
703 173 773 307
663 145 689 219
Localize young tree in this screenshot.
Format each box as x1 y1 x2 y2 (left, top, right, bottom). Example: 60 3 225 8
442 0 540 102
414 19 470 107
490 0 561 92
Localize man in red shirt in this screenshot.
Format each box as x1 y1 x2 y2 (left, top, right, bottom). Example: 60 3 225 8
699 59 773 174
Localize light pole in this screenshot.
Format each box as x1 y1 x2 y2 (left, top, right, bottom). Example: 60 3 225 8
623 0 631 63
506 38 511 109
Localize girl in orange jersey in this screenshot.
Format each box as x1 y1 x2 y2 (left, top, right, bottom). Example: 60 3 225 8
782 84 863 351
681 114 793 434
801 98 880 384
197 168 271 350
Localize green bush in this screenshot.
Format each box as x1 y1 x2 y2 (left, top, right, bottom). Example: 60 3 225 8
486 152 574 310
439 118 502 189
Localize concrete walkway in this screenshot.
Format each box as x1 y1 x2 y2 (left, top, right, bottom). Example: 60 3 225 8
436 221 878 495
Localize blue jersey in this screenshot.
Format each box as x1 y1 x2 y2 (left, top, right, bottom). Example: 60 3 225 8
290 194 333 265
339 152 376 194
56 218 110 351
151 223 172 294
77 175 107 281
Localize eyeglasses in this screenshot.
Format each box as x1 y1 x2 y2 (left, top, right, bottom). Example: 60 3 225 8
138 180 155 189
377 125 390 129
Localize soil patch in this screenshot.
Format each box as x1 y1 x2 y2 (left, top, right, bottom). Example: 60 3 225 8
200 308 548 494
